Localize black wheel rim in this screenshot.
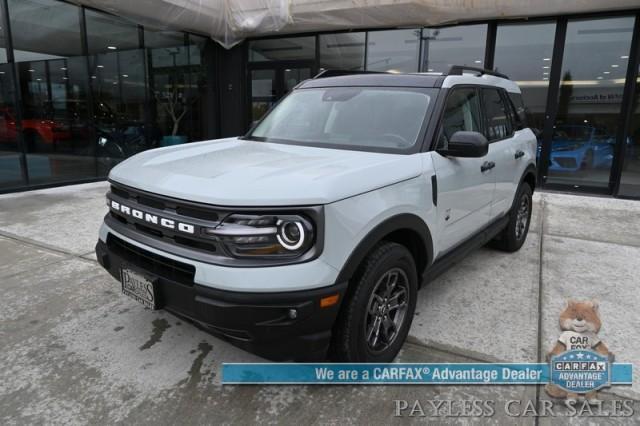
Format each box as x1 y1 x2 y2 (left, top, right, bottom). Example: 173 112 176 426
364 268 409 354
515 193 530 240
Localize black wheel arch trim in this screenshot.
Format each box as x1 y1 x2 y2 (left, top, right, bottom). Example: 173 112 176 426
335 213 433 285
511 164 537 213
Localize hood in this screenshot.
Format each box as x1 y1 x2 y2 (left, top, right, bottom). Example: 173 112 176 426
109 138 422 206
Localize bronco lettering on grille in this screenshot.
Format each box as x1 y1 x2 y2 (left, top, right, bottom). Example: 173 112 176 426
110 200 195 234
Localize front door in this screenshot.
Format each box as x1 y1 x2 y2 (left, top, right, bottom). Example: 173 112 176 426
431 87 495 255
248 62 314 126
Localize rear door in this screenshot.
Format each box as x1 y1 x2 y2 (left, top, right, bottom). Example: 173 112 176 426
430 87 495 255
481 87 529 218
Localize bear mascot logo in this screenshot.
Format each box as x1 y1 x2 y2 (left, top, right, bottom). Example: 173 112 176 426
545 299 613 404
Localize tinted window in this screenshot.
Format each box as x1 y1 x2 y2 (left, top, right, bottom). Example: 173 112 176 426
366 29 420 72
249 37 315 62
438 88 483 147
421 25 487 73
494 21 556 137
547 16 634 189
250 87 434 151
482 88 511 141
507 92 526 127
319 33 366 71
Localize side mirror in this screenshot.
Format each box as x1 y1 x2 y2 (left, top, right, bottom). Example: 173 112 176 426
438 131 489 158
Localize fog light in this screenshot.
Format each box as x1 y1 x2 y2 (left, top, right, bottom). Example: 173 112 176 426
288 309 298 320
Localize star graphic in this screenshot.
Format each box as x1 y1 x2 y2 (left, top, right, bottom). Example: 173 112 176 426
586 354 591 360
569 355 574 359
576 352 585 359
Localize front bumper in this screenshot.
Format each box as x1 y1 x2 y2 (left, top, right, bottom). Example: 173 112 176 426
95 237 347 361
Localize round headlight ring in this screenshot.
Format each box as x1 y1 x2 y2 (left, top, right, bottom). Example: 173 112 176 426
276 220 305 251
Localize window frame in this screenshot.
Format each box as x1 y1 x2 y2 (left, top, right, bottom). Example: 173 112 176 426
433 85 487 150
480 86 516 143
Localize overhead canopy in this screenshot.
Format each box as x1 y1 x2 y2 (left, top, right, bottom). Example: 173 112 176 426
72 0 640 49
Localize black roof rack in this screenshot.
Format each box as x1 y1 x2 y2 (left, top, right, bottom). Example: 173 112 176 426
313 69 387 79
447 65 509 79
314 67 508 80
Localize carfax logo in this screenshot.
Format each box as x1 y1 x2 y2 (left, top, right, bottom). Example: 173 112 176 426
550 350 610 393
545 299 614 403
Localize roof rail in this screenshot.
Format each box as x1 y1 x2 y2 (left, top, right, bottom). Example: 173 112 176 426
313 69 387 79
447 66 509 79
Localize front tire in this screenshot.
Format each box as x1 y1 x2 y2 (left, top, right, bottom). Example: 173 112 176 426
331 242 417 362
491 183 533 252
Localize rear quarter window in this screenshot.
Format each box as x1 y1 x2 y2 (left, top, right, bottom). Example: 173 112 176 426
507 92 527 128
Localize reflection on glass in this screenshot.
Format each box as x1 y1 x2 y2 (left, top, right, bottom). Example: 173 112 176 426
320 33 365 71
284 67 310 92
0 63 26 188
85 9 147 175
146 30 206 147
494 22 556 138
421 25 487 73
366 29 420 72
249 37 315 62
9 0 94 184
619 65 640 197
250 69 275 123
547 16 634 188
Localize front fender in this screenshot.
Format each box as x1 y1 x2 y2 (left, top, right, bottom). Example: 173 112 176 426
320 176 437 284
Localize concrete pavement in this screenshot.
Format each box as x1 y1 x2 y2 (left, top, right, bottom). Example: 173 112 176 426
1 182 639 424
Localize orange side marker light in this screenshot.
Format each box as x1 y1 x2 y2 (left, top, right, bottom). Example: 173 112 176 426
320 294 339 308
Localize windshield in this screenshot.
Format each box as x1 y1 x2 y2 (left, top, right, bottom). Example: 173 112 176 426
248 87 434 151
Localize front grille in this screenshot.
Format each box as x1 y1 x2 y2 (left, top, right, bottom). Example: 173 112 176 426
108 183 223 255
107 234 195 286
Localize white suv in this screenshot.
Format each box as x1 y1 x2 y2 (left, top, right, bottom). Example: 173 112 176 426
96 66 537 362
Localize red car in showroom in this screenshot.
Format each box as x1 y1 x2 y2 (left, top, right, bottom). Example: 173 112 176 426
0 108 72 151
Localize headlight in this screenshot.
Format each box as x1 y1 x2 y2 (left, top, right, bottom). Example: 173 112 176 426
203 213 315 258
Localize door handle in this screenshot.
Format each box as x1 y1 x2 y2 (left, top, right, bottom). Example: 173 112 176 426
481 161 495 172
515 150 525 159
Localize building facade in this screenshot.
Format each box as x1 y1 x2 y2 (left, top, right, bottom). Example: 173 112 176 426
1 0 640 200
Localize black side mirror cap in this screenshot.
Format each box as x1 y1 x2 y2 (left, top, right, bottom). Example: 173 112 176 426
437 131 489 158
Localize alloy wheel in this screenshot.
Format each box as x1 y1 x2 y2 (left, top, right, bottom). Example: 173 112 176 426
515 194 530 240
364 268 409 353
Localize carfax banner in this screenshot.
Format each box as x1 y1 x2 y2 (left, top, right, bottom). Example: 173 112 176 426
223 358 632 387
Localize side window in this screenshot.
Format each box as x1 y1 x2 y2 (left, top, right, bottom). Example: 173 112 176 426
507 92 527 128
482 88 512 141
438 88 483 148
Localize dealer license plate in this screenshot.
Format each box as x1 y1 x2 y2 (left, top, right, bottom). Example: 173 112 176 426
120 267 158 310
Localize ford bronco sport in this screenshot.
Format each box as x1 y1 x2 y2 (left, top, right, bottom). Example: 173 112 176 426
96 66 537 362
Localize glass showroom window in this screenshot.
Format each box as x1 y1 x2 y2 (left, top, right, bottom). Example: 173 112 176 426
494 21 556 141
619 62 640 198
249 36 315 62
248 36 316 123
319 32 366 71
548 16 634 189
8 0 94 185
421 25 487 73
145 31 209 144
145 30 190 146
0 5 25 189
366 29 420 72
85 9 146 176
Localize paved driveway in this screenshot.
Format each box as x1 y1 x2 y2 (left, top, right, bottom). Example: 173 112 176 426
1 182 639 424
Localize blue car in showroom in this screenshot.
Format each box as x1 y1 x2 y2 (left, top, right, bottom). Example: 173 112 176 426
538 125 615 172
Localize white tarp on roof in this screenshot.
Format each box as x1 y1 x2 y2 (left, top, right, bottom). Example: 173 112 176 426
73 0 640 48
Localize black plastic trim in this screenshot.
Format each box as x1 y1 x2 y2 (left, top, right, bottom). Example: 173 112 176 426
96 238 346 361
335 214 433 284
431 175 438 206
424 214 509 283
